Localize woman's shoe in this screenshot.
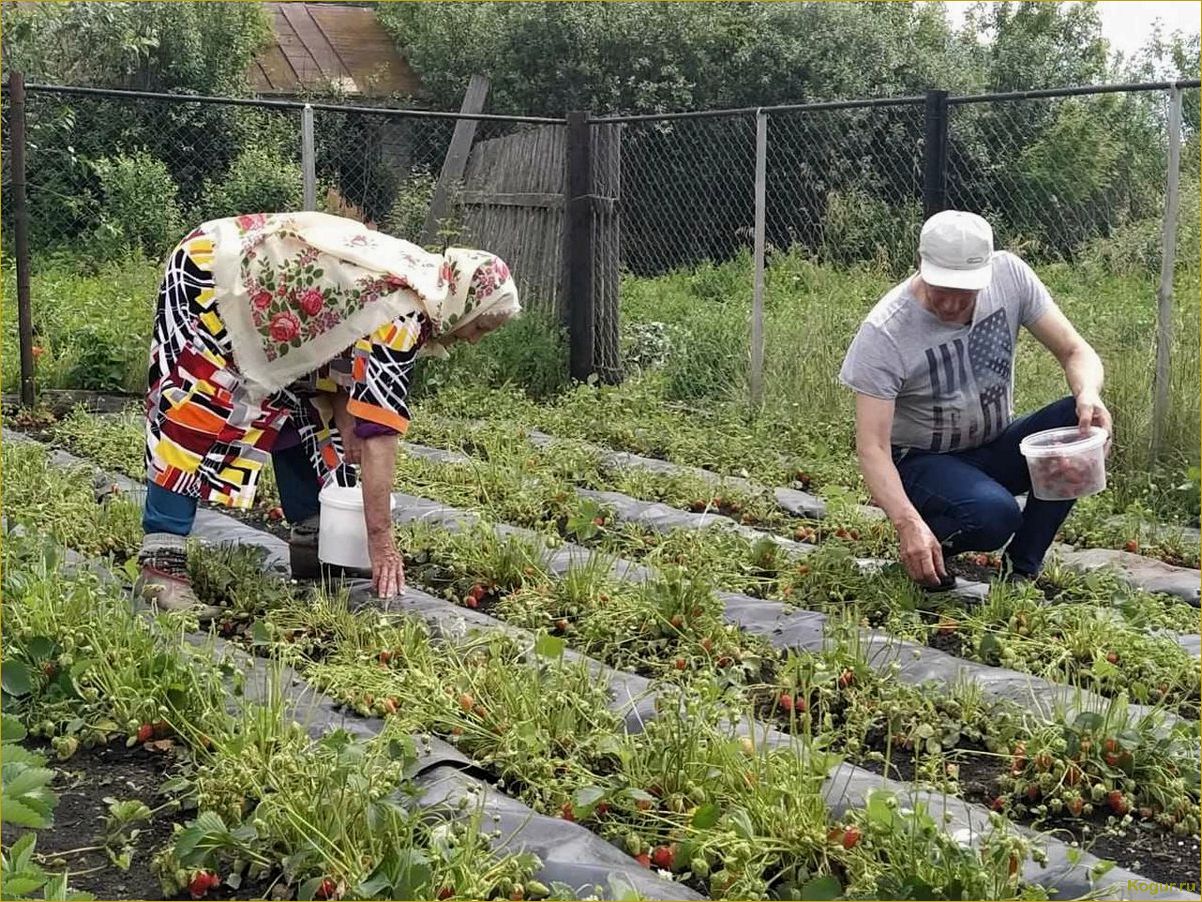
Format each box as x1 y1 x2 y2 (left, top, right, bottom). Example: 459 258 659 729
136 543 222 622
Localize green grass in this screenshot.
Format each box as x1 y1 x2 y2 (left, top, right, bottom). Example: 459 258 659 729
1 253 161 394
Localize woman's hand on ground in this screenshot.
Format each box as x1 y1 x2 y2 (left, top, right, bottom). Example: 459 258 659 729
368 531 405 599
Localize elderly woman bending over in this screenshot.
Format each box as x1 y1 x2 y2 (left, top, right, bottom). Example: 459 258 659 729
138 212 519 619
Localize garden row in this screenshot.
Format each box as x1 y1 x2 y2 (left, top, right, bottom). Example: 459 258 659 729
3 433 1200 898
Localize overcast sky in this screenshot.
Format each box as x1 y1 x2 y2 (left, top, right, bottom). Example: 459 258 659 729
943 1 1200 60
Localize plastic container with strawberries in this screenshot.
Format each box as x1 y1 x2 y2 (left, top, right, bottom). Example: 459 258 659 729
1019 426 1109 501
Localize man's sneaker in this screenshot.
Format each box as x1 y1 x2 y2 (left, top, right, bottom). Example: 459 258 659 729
999 556 1038 586
136 544 221 622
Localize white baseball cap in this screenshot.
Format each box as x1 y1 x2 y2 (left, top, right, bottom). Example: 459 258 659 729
918 210 994 291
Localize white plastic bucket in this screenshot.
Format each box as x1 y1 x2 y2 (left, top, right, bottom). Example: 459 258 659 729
317 484 394 570
1019 426 1108 501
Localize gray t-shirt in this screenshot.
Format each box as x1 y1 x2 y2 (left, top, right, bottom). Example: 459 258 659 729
839 251 1053 452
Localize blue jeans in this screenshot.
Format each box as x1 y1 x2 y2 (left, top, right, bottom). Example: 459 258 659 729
143 443 323 537
893 396 1079 576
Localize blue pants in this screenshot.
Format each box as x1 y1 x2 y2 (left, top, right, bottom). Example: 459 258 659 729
893 396 1079 576
143 443 323 537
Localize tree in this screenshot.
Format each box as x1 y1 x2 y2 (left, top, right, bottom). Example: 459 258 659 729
1 2 269 94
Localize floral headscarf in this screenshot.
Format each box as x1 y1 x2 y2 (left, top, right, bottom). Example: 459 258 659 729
206 212 519 399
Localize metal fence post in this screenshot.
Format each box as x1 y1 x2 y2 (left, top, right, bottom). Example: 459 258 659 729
9 71 36 408
923 89 949 220
565 110 595 382
750 110 768 408
1151 85 1183 461
301 104 316 211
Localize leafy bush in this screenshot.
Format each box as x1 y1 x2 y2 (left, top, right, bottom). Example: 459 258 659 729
1082 177 1201 277
820 188 920 276
381 172 470 249
90 152 185 259
200 145 303 221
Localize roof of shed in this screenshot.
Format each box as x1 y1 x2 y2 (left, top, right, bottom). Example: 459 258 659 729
250 3 423 98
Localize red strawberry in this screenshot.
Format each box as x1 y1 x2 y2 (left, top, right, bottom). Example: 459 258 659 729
593 516 606 527
438 888 453 900
990 796 1006 811
1123 539 1139 553
670 614 684 629
596 801 610 816
314 878 338 900
458 693 475 712
379 650 393 665
650 845 675 870
555 619 570 633
382 698 398 716
1011 743 1027 773
188 871 219 899
778 693 795 713
136 723 154 744
266 506 284 522
635 852 651 868
717 655 733 668
838 669 855 689
465 596 479 609
1026 785 1040 801
841 826 862 849
1108 791 1129 815
1105 651 1119 664
673 657 687 671
561 801 575 822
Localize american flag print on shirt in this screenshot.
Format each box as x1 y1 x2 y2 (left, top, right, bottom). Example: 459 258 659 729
920 308 1014 453
967 308 1013 443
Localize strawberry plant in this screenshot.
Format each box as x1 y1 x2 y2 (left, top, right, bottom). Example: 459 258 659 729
2 442 141 560
996 701 1199 832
